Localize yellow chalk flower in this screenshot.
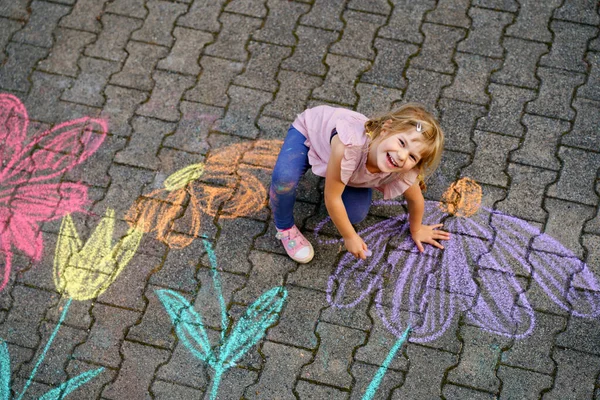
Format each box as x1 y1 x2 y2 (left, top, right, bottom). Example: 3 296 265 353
53 209 143 301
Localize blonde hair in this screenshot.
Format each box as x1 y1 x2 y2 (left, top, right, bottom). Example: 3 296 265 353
364 103 444 190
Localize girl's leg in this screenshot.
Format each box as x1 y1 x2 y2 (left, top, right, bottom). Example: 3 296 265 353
342 186 373 224
269 126 311 230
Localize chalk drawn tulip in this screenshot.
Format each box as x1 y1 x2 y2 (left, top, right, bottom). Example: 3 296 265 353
126 140 282 249
318 177 600 342
0 93 106 290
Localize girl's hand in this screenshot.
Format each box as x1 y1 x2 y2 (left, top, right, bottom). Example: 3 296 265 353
344 234 368 259
411 223 450 253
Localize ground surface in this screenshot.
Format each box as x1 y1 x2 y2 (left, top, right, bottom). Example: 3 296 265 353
0 0 599 399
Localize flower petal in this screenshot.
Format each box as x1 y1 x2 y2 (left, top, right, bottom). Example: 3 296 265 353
0 93 28 166
5 213 43 261
5 117 107 186
10 183 89 222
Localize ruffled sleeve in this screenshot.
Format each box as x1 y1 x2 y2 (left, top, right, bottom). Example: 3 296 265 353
335 115 368 185
377 169 419 199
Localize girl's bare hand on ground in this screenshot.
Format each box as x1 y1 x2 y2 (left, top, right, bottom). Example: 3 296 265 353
410 223 451 253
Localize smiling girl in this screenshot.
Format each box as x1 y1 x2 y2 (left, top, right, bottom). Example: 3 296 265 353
269 103 449 263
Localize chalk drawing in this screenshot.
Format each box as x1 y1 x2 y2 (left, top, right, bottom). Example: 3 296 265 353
126 140 282 249
157 240 287 400
0 93 107 291
362 326 410 400
317 178 600 342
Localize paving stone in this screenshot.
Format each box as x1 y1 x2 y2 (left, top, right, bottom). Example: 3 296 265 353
151 380 205 400
245 341 307 399
46 297 92 330
301 322 366 388
540 20 598 73
391 344 458 399
156 341 210 389
397 66 453 108
553 0 600 25
496 164 557 223
131 0 187 46
439 98 486 153
97 252 162 311
300 0 345 31
562 98 600 150
461 131 520 186
505 0 561 42
204 13 262 62
0 18 22 64
526 67 585 120
348 0 390 14
266 285 326 349
380 0 436 43
61 56 120 107
355 83 403 117
214 85 272 138
211 367 258 399
12 1 70 48
73 303 139 368
234 41 291 92
263 70 322 121
105 0 146 18
458 7 513 58
37 27 96 76
556 317 600 355
543 348 600 400
23 71 72 123
18 323 87 385
280 25 338 76
578 52 600 101
510 114 567 170
110 41 169 91
547 147 600 206
157 28 212 76
350 361 404 400
224 0 264 17
115 116 176 169
497 366 553 400
59 0 108 32
537 198 596 258
0 43 48 92
447 325 511 392
295 381 348 399
476 84 536 137
410 23 465 74
473 0 519 11
101 85 148 137
85 14 143 62
426 150 472 201
0 286 57 348
355 307 408 371
136 71 195 122
0 0 29 19
491 37 548 88
442 53 500 105
231 252 289 306
177 0 226 32
360 39 417 89
127 286 178 348
426 0 471 28
312 54 370 105
206 218 262 275
252 0 309 46
163 101 221 154
500 312 564 373
65 360 119 399
185 56 244 107
102 341 170 399
329 10 386 60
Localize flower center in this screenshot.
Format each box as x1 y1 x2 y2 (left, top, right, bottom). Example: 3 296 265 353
439 177 482 217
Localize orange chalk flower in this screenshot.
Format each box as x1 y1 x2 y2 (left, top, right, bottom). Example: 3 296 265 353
126 140 282 249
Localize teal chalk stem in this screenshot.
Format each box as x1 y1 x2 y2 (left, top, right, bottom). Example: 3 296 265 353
202 239 228 342
16 298 73 400
362 326 411 400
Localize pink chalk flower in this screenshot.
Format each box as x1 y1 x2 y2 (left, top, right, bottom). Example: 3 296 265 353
0 93 106 290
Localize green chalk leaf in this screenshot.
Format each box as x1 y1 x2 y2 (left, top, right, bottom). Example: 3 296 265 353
0 340 10 400
218 286 287 369
156 289 215 366
38 367 104 400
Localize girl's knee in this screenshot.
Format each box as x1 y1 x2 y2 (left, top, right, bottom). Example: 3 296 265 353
348 208 369 225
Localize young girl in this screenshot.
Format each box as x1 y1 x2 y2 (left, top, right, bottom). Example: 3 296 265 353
269 103 450 263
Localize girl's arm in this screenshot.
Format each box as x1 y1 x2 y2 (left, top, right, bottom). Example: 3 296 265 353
325 135 369 259
404 182 451 252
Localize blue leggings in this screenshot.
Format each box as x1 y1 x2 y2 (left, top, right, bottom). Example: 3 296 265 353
270 126 372 230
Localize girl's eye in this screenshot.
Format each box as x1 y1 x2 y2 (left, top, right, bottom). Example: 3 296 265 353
399 139 405 147
410 155 417 162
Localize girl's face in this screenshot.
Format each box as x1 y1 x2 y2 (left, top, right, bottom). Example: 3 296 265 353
367 126 427 174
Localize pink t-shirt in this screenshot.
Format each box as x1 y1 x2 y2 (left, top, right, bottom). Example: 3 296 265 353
292 105 418 199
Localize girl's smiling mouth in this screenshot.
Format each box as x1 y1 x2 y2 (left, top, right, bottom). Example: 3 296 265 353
387 153 399 168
